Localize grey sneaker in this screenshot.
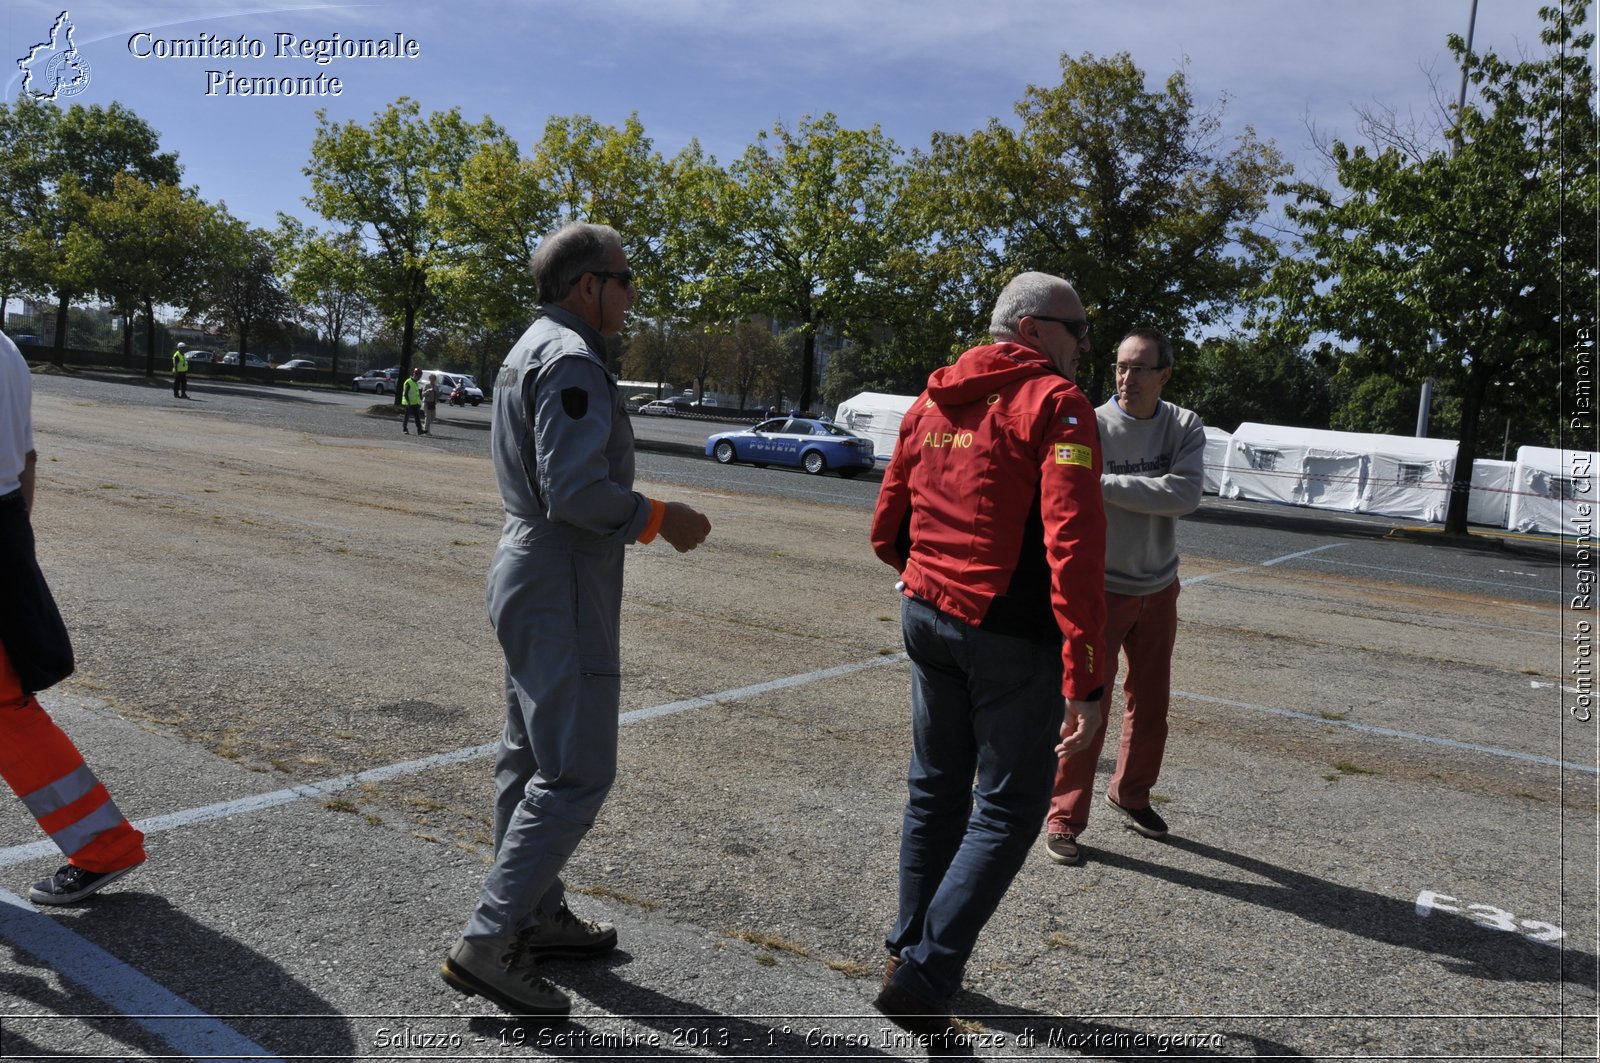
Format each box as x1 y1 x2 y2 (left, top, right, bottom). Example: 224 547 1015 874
518 902 618 961
30 861 143 905
1043 832 1083 865
440 935 570 1020
1106 794 1169 838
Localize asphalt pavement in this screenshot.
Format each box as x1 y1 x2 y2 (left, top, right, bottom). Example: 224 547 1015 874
0 371 1593 1061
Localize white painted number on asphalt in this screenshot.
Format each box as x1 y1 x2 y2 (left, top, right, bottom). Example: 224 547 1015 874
1415 889 1566 946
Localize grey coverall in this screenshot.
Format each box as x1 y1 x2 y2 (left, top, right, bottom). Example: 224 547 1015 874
463 305 656 941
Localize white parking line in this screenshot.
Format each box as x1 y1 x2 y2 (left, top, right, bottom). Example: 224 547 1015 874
1175 689 1597 775
1181 542 1348 586
0 888 283 1061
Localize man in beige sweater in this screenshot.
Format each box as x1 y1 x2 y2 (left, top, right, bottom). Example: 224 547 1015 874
1044 326 1206 865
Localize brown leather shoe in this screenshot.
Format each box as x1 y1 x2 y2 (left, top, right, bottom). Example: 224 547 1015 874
882 952 901 989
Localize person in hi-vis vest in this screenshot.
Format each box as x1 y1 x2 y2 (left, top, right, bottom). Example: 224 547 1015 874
171 342 189 398
0 331 147 904
400 367 424 435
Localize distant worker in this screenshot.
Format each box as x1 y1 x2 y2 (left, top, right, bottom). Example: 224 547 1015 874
400 367 424 435
440 222 711 1021
0 331 148 904
171 342 189 399
869 271 1105 1041
1045 326 1205 865
421 373 439 435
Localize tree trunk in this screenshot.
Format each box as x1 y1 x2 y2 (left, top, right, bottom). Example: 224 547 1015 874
799 328 817 414
1443 365 1491 535
143 298 158 377
52 292 70 367
395 301 417 408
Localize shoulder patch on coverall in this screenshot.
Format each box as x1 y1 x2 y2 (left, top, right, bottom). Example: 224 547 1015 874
561 387 588 419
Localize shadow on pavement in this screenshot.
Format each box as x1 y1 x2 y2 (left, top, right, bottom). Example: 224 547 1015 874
1098 836 1595 992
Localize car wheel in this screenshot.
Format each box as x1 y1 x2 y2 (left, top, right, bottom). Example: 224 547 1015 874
376 384 387 395
471 398 481 406
802 450 826 475
713 441 737 465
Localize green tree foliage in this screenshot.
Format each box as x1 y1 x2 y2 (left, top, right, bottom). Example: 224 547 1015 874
198 220 291 363
1263 2 1597 532
697 114 906 411
908 52 1288 398
10 101 180 359
275 216 372 380
69 175 217 372
305 97 504 394
1168 337 1330 432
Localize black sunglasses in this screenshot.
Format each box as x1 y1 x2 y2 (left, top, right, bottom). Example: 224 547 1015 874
588 269 634 288
1030 315 1091 342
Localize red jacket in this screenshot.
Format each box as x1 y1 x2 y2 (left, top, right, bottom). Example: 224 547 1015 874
870 342 1106 701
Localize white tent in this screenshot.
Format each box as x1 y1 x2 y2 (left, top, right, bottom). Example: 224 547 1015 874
1507 446 1598 534
834 392 918 463
1219 423 1459 521
1202 427 1231 495
1467 458 1516 529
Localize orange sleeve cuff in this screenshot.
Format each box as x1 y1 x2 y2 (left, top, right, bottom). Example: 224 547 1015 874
638 498 667 544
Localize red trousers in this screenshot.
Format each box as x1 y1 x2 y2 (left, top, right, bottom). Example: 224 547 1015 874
0 642 145 872
1047 579 1180 835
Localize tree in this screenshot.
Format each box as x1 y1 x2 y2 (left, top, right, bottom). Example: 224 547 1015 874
305 97 505 398
696 114 906 412
64 174 215 373
18 101 180 361
1262 2 1597 533
276 216 372 381
198 220 291 364
1168 337 1330 432
0 98 58 319
908 52 1289 399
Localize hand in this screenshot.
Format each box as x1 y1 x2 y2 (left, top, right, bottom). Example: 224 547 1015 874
657 501 711 553
1055 698 1103 758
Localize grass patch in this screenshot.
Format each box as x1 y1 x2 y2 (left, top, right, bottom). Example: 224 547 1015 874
1150 794 1171 806
730 929 811 958
1333 760 1377 776
825 958 872 977
1318 711 1348 721
322 796 360 813
572 884 659 912
1045 931 1074 949
755 954 777 966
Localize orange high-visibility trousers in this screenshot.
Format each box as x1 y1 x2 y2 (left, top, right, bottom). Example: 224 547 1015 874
0 642 145 872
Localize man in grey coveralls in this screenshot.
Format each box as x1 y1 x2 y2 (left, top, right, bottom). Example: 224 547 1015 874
441 222 711 1020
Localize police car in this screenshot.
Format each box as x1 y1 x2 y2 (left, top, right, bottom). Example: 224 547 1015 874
705 416 875 477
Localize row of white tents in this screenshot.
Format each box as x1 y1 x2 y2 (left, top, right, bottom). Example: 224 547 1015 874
834 392 1591 535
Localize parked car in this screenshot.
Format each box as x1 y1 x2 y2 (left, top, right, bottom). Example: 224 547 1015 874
221 351 269 367
625 392 657 411
184 350 216 364
352 368 398 393
419 370 485 406
705 416 875 477
637 399 682 417
276 358 317 371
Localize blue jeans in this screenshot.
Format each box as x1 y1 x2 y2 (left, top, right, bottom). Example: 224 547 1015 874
887 596 1065 1003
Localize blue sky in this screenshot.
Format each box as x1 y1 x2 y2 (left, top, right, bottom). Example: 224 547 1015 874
0 1 1570 238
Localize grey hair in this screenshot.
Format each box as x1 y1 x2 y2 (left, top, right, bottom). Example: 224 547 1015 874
1121 326 1174 368
989 271 1076 340
529 222 623 304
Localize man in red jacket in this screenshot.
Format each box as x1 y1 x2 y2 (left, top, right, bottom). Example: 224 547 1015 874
869 271 1106 1040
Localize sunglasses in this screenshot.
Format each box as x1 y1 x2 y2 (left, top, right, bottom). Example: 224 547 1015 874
1030 315 1091 342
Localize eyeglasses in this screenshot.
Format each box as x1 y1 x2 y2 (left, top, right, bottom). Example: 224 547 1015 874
1030 315 1091 342
1114 363 1165 377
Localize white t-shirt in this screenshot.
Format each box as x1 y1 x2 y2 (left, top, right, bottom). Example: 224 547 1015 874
0 333 34 496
